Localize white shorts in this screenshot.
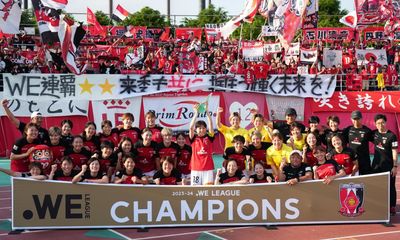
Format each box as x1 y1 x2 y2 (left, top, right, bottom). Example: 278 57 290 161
191 170 214 185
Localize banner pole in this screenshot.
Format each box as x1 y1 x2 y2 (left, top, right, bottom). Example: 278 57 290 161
236 24 244 73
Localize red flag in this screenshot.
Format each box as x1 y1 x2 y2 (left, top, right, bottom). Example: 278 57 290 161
275 0 309 50
175 28 202 40
87 7 106 37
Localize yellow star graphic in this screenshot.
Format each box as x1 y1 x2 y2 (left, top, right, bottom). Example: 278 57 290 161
99 79 115 94
79 79 95 94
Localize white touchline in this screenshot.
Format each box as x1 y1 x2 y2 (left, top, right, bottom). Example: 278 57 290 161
321 230 400 240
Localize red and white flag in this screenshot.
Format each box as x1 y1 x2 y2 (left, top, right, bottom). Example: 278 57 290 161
242 41 264 62
219 0 260 38
58 15 87 74
340 11 357 28
0 0 22 34
300 48 318 63
40 0 68 9
274 0 309 50
87 7 106 36
112 4 130 22
32 0 60 43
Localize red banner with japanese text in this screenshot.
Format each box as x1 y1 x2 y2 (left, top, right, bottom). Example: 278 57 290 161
361 26 400 42
303 27 355 43
175 28 202 40
310 91 400 113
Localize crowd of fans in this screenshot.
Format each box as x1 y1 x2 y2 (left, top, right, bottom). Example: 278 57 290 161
0 31 400 90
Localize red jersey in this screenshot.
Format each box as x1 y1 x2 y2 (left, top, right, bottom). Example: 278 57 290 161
330 147 357 175
49 142 67 169
148 126 163 143
177 145 192 175
98 130 119 149
248 142 271 167
315 160 342 179
189 134 215 171
64 147 92 171
157 142 179 160
82 136 100 154
223 147 250 171
253 63 269 79
118 127 141 144
133 141 159 173
11 138 41 172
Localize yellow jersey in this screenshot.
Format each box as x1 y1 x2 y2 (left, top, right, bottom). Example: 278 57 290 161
218 124 249 149
266 144 293 168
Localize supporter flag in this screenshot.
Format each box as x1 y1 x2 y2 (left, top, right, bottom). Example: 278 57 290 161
125 26 147 39
354 0 393 25
300 48 318 63
125 46 144 66
273 0 310 50
242 41 264 62
40 0 68 9
204 24 222 42
0 0 22 34
303 0 319 29
58 15 87 74
219 0 260 38
355 49 388 66
87 7 106 37
112 4 130 22
175 28 202 40
323 48 342 68
384 16 400 40
32 0 61 43
340 11 358 28
146 27 170 41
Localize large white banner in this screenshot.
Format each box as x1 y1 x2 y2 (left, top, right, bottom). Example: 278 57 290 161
3 74 337 100
142 94 220 131
91 97 142 130
323 48 342 68
355 49 388 66
266 95 305 121
0 92 89 117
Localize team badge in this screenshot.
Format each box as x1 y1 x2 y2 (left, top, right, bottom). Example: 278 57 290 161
339 183 365 217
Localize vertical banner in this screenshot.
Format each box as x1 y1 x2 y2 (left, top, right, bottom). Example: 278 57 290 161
266 95 305 121
91 97 142 130
303 0 318 29
142 93 220 131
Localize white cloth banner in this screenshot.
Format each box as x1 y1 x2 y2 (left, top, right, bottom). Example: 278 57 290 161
264 43 282 54
355 49 388 66
91 97 142 131
242 41 264 62
0 91 89 117
323 48 342 68
3 73 337 100
142 94 220 131
266 95 305 121
300 48 318 63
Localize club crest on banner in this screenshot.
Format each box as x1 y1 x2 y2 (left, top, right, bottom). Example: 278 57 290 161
339 183 365 217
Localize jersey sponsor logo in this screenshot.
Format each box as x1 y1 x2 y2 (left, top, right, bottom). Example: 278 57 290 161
339 183 365 217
